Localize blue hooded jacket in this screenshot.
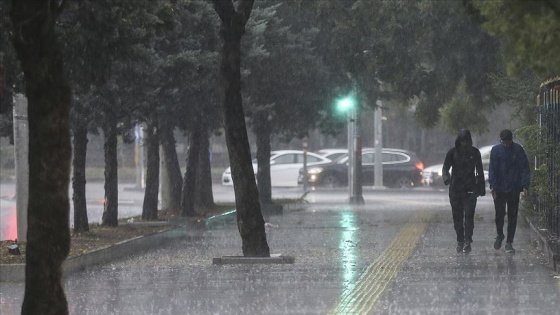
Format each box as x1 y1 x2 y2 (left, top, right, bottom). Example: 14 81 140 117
488 142 530 193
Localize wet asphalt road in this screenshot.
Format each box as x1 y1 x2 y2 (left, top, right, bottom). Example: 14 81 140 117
1 186 559 314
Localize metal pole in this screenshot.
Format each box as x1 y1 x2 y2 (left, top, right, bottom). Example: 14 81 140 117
159 145 169 210
351 107 364 204
374 100 383 188
13 93 28 242
134 124 145 189
347 109 354 200
302 136 308 192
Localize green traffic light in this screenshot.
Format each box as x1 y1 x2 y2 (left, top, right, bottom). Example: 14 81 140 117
337 96 355 112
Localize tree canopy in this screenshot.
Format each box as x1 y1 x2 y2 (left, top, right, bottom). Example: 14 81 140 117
473 0 560 78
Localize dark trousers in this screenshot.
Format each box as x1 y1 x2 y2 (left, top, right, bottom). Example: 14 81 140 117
450 192 477 243
494 191 520 243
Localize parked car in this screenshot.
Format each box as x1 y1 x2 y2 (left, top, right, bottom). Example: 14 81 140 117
423 145 493 187
422 164 445 186
221 150 332 187
300 148 424 189
423 163 490 189
315 147 374 161
479 145 493 169
315 148 348 162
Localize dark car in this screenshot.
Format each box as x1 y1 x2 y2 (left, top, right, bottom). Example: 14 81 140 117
299 148 424 189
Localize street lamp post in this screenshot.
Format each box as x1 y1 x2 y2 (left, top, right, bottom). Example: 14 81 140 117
350 107 364 204
337 95 364 205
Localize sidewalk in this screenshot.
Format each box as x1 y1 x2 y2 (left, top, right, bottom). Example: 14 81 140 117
1 199 559 314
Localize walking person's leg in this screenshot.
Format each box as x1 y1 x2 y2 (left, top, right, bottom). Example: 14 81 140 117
494 192 507 249
463 193 477 253
505 191 521 253
450 193 465 253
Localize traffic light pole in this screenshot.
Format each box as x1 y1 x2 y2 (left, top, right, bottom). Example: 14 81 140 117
348 107 364 205
336 91 364 205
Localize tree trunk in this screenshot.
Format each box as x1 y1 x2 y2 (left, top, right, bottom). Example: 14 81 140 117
159 122 182 215
11 1 72 313
72 121 89 232
212 0 269 257
102 110 119 226
255 112 272 205
195 125 215 211
180 120 201 217
142 114 160 220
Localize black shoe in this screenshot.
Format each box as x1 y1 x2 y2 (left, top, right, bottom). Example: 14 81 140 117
494 235 505 250
463 242 471 253
456 242 464 253
505 243 515 254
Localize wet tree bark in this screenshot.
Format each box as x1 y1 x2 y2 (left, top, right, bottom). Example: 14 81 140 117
255 112 272 205
212 0 270 257
180 119 202 217
142 114 160 220
195 125 215 211
72 122 89 232
10 1 72 313
102 110 119 226
159 122 183 215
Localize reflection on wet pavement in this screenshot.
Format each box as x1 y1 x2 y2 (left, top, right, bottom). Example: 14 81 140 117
1 189 559 314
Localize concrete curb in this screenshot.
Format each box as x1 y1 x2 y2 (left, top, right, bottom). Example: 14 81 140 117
213 255 295 265
202 202 307 229
0 203 306 283
525 216 560 273
0 221 204 283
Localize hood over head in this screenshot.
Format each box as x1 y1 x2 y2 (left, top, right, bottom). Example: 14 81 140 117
455 129 473 148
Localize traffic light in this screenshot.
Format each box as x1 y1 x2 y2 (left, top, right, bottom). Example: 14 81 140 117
336 95 355 113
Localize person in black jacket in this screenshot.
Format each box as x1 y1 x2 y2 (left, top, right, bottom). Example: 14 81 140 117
442 129 486 253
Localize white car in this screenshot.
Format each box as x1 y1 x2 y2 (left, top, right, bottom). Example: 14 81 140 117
422 164 445 186
221 150 332 187
423 145 493 187
422 163 489 188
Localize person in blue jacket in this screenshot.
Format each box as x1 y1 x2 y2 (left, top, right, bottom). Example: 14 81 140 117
489 129 530 254
442 129 486 254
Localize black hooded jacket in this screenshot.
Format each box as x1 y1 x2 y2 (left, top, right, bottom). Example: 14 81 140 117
442 129 486 196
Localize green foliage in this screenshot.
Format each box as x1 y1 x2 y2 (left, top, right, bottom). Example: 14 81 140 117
488 63 540 125
56 0 221 136
515 124 543 159
310 0 500 130
516 123 560 220
242 0 331 140
473 0 560 78
440 80 489 134
0 0 21 139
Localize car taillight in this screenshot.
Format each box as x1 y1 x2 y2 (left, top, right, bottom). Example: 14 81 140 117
415 162 424 171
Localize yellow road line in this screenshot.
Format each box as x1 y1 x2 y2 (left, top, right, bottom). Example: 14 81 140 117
330 211 431 315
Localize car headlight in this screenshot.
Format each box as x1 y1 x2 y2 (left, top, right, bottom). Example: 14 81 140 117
307 167 324 175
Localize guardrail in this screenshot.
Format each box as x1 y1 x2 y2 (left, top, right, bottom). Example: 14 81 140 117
536 78 560 240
